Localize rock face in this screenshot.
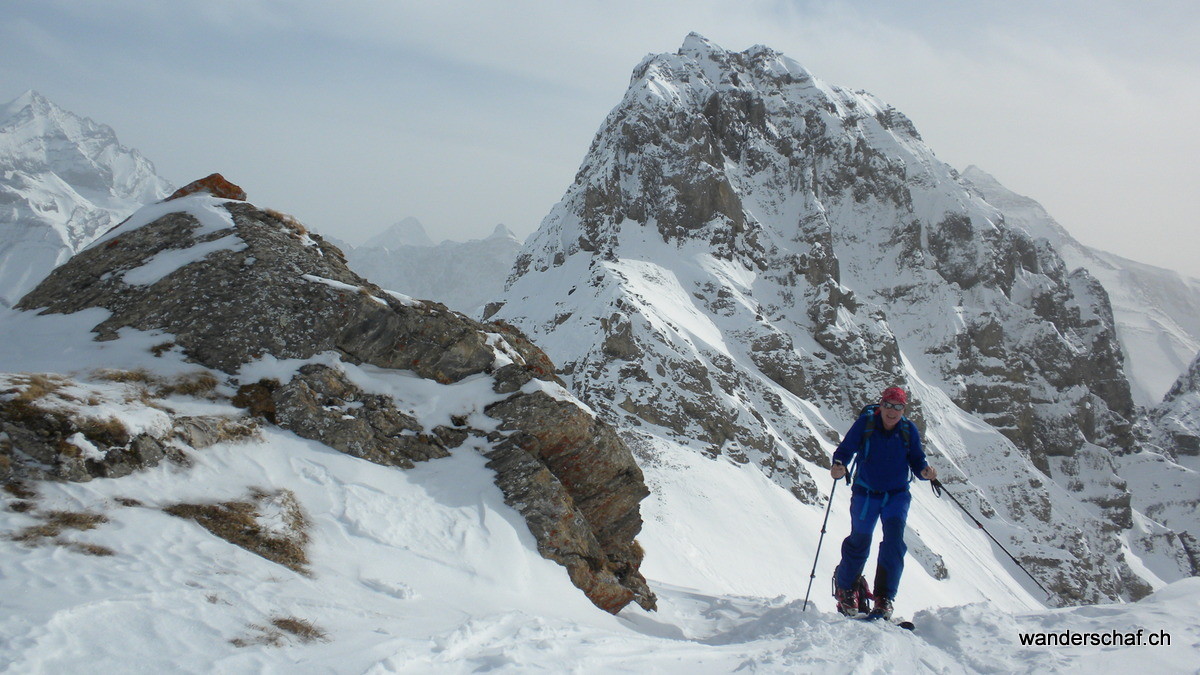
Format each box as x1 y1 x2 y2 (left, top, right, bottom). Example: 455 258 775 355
1152 353 1200 459
491 34 1193 604
15 187 655 613
961 166 1200 408
0 90 172 308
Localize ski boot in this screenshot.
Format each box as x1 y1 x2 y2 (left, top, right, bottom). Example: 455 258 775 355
834 586 859 616
869 596 894 621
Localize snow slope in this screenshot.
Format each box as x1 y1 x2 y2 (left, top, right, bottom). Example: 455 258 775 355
0 90 172 308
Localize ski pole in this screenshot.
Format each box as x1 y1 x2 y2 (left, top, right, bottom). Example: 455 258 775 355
930 478 1053 599
802 476 838 611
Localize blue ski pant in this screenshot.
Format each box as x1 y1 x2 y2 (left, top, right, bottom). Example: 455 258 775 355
835 487 911 600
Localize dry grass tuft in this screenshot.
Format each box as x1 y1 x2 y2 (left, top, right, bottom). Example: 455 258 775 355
3 481 38 500
66 541 116 556
157 371 221 399
8 508 113 555
76 416 130 447
163 488 310 574
89 367 223 402
115 497 144 507
264 208 309 237
271 617 329 643
43 510 109 533
92 368 155 385
6 374 70 404
230 616 328 648
150 341 177 357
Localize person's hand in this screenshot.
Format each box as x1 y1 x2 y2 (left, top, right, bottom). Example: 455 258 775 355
922 466 938 480
831 463 847 480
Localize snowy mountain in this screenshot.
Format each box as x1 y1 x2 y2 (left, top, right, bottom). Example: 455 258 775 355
0 91 172 307
344 223 522 317
961 166 1200 407
490 33 1198 608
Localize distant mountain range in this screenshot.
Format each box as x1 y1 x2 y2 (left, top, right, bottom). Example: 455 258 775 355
338 219 522 317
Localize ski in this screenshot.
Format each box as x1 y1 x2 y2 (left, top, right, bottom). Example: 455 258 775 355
845 614 915 631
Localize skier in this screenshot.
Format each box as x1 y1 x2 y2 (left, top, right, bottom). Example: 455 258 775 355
830 386 936 620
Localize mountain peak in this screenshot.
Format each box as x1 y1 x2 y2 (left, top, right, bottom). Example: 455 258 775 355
494 35 1191 607
487 223 517 241
362 216 434 249
0 91 173 306
1 90 67 129
679 32 720 56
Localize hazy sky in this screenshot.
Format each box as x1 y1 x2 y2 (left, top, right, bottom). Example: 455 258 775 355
4 0 1198 277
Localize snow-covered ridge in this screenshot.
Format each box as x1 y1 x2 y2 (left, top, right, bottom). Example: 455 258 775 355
6 192 657 614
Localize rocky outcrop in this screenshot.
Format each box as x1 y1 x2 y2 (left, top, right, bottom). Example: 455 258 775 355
485 390 654 611
14 186 655 613
269 365 452 468
0 373 259 483
166 172 247 202
1153 352 1200 458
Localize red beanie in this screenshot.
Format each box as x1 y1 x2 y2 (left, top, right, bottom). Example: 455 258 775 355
881 387 907 405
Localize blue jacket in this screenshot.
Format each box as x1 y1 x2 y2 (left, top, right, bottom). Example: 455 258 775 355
832 411 927 493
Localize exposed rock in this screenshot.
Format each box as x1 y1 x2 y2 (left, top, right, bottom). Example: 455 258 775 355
271 363 450 468
486 390 655 610
0 373 259 483
166 172 247 201
1153 351 1200 459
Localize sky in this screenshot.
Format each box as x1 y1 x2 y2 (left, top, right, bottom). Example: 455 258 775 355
3 0 1198 278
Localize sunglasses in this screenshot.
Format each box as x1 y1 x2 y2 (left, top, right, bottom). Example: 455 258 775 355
880 401 905 411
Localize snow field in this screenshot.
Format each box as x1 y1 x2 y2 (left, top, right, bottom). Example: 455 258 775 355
4 425 1198 672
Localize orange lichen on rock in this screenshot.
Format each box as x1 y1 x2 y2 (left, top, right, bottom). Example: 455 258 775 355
167 173 247 202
